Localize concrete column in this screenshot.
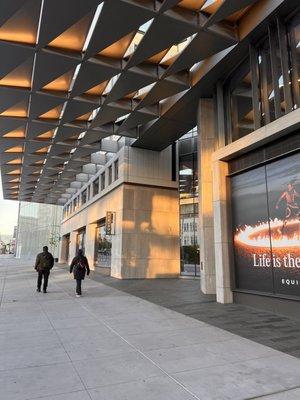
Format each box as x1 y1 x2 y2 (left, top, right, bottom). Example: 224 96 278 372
69 231 77 265
213 160 233 303
197 98 217 294
84 223 97 270
111 184 180 279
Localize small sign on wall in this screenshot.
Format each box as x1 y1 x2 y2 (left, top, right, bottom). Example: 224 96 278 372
105 211 116 235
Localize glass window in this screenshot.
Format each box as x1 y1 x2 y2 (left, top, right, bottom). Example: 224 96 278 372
101 172 105 190
76 230 86 254
231 152 300 298
223 15 300 143
94 221 112 268
114 159 119 180
82 189 87 204
74 196 79 211
258 39 277 125
93 178 99 196
228 58 255 141
288 14 300 109
108 165 112 185
179 138 200 277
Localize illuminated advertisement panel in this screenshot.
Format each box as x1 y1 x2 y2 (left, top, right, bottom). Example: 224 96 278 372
231 152 300 298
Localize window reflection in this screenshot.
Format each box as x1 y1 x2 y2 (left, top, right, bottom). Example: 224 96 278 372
101 172 105 190
108 165 112 185
76 229 85 254
93 178 99 196
95 221 112 268
178 129 200 277
81 189 87 204
229 62 255 140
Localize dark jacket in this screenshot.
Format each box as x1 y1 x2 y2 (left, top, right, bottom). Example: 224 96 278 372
35 251 54 272
70 255 90 280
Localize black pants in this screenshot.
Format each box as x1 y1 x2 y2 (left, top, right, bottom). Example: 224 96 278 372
76 279 82 295
37 270 50 291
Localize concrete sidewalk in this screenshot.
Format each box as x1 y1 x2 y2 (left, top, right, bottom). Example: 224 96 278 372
0 258 300 400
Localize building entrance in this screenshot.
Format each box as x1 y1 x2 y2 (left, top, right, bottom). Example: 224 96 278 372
76 229 86 254
178 130 200 277
95 220 112 268
64 234 70 263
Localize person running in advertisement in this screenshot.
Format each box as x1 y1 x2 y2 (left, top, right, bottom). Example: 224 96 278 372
276 181 300 233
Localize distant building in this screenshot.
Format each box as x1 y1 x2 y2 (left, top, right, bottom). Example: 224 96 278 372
15 202 62 259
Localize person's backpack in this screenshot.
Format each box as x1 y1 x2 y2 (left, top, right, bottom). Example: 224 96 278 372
75 258 86 270
40 253 51 270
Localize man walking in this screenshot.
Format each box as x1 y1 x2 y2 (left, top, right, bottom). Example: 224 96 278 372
34 246 54 293
70 249 90 297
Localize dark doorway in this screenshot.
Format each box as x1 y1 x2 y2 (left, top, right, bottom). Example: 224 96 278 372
94 219 112 269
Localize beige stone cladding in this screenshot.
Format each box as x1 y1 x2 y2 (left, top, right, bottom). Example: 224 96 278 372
120 184 180 279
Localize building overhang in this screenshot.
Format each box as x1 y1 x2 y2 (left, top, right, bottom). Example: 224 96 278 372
0 0 295 204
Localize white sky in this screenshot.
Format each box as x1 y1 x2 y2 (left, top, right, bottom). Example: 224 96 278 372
0 174 19 237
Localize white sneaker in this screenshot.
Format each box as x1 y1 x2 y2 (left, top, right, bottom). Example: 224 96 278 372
76 294 81 298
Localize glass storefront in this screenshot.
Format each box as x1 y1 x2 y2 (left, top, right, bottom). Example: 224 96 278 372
178 129 200 276
231 151 300 299
95 220 112 268
76 229 86 254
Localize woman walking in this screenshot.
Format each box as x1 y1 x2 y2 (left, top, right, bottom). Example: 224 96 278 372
70 249 90 297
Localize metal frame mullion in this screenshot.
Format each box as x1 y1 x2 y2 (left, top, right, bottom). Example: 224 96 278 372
268 26 282 119
231 93 239 142
277 18 293 113
249 44 261 130
288 23 300 108
224 84 233 144
260 50 271 125
216 81 226 148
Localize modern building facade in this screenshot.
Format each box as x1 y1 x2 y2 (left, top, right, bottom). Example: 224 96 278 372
60 144 180 279
0 0 299 314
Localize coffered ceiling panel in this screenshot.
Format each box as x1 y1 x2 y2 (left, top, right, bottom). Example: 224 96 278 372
0 0 273 203
0 41 34 79
38 0 102 48
29 93 66 120
32 50 80 91
70 58 121 97
85 0 156 58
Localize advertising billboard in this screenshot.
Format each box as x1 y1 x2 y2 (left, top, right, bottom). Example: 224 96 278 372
231 152 300 298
